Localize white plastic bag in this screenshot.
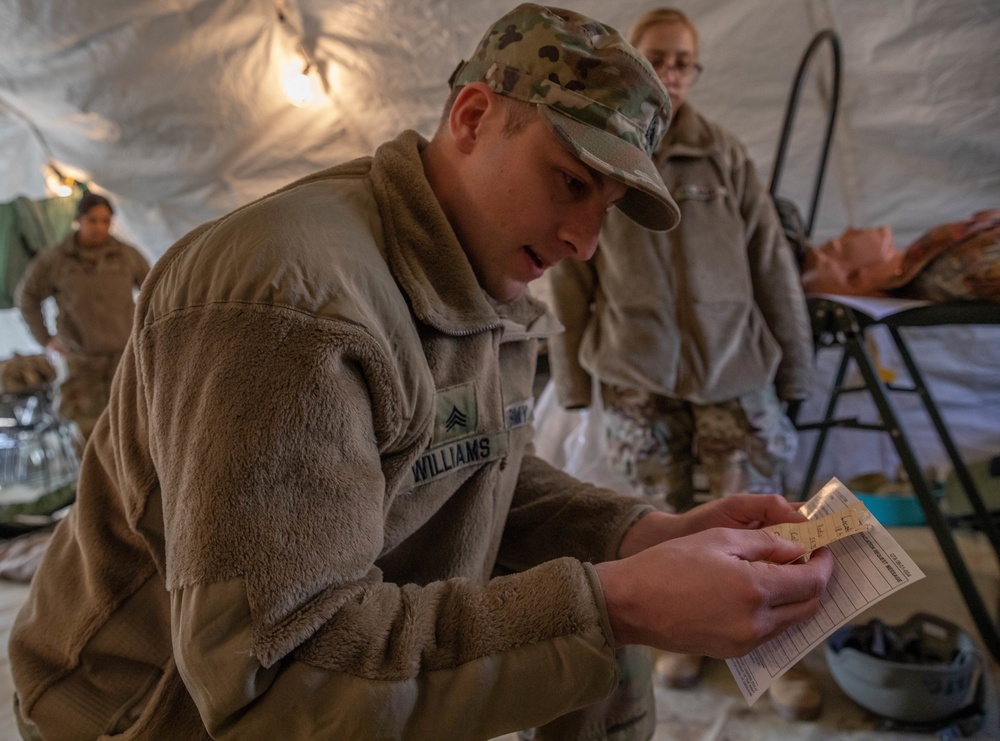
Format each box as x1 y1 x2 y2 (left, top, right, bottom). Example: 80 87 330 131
533 379 637 496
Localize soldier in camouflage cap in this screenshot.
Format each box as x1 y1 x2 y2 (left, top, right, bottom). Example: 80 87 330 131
9 3 834 739
449 3 680 232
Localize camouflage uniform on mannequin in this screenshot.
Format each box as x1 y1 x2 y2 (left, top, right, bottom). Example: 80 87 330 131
15 192 149 442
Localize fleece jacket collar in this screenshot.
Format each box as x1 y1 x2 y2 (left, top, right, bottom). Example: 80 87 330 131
56 230 121 262
657 102 716 162
370 130 550 337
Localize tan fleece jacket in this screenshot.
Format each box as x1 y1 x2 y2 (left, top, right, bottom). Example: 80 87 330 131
10 131 652 741
15 231 149 354
548 103 813 408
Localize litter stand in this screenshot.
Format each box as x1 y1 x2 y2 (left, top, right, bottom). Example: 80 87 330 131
797 297 1000 663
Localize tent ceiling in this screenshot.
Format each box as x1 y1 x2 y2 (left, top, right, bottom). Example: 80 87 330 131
1 0 998 257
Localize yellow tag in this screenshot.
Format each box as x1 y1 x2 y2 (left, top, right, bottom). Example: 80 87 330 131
764 504 871 555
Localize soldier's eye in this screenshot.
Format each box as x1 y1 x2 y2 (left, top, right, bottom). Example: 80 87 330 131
563 173 586 194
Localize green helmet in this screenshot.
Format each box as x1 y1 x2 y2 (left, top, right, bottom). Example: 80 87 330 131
449 3 680 231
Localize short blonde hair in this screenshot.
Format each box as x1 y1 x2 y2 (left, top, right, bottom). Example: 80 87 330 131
628 8 699 52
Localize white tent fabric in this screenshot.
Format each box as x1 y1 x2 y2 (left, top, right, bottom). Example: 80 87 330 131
0 0 998 485
2 0 998 255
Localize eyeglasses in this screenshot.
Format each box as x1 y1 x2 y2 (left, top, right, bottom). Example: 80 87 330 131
646 56 703 83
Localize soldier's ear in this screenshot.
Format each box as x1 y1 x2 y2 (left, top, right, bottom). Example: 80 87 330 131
449 82 497 154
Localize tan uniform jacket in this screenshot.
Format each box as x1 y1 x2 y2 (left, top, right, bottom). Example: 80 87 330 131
10 131 651 740
548 103 813 408
15 232 149 354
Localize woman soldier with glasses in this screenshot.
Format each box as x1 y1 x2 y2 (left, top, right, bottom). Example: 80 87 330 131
547 6 818 722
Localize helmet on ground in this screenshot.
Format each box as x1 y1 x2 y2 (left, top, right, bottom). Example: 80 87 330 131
825 612 982 724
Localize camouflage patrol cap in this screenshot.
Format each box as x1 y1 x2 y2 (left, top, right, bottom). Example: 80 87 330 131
449 3 680 231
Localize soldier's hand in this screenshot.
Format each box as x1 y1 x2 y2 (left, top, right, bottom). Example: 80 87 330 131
673 494 807 537
46 337 67 355
617 494 806 558
595 527 833 658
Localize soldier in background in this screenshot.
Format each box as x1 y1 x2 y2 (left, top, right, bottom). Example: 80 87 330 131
547 7 818 721
15 191 149 441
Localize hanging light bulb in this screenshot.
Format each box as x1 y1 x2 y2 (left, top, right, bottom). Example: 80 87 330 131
43 162 75 198
274 1 330 108
281 51 326 108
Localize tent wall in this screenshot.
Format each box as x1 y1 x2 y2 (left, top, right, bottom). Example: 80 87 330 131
1 0 997 257
0 0 997 485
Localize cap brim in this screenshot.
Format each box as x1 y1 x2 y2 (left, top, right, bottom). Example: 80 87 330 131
538 106 680 232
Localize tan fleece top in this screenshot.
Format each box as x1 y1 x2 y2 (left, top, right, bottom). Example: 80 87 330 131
548 103 813 408
10 131 652 741
15 231 149 354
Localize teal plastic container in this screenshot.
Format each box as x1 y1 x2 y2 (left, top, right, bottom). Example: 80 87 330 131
852 487 943 527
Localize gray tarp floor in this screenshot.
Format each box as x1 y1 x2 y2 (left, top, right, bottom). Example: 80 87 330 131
0 528 995 740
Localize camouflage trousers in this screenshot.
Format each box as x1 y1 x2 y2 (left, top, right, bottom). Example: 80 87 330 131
520 645 655 741
601 384 798 512
58 351 122 443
